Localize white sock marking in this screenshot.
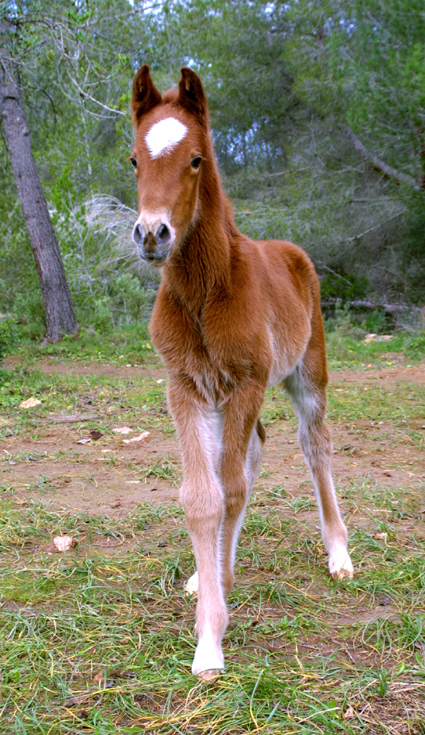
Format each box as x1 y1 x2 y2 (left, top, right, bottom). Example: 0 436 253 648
145 117 188 158
192 623 225 675
329 544 354 578
185 571 199 595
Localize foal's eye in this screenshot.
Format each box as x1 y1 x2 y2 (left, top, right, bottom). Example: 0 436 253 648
191 156 202 170
130 156 137 168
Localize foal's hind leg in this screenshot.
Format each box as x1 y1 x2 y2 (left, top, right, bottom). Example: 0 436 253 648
284 366 353 579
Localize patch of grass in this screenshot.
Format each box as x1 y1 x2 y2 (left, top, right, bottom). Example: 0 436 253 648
0 365 172 440
327 329 425 370
1 471 425 733
10 323 156 365
140 456 182 486
1 342 425 733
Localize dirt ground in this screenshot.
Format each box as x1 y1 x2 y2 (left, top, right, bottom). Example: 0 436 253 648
2 359 424 522
2 358 425 734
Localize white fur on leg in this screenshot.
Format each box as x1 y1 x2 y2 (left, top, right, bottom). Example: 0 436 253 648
184 571 199 595
328 545 354 580
192 624 224 678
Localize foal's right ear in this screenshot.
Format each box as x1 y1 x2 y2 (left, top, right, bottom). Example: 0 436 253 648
132 65 161 124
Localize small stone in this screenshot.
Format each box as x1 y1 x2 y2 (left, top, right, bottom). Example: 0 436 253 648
20 397 41 409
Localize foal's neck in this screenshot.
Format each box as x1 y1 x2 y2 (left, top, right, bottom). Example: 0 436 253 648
166 152 237 313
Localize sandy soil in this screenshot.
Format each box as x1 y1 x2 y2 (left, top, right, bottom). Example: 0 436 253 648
2 359 424 520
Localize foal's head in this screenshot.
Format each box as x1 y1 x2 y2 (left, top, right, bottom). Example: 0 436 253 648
131 65 209 265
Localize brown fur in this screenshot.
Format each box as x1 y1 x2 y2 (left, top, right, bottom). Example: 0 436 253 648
130 66 353 677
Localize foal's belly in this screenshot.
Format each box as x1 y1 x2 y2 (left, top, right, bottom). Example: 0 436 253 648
266 324 310 388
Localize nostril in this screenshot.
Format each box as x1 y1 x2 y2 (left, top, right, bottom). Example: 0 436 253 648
156 223 171 244
132 222 144 246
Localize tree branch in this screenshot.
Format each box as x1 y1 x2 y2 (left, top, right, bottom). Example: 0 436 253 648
344 125 422 190
321 299 422 314
340 209 407 243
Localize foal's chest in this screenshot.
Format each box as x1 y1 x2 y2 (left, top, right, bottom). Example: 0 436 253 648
150 291 243 402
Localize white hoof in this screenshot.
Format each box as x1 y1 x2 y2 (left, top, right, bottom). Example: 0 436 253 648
192 636 224 677
329 546 354 580
184 571 199 595
197 668 221 682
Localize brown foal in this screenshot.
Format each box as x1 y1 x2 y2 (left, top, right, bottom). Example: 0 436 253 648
130 65 353 679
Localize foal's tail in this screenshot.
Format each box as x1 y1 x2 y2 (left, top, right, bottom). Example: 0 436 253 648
256 418 266 444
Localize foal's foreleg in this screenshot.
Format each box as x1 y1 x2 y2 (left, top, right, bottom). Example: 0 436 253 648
219 387 265 598
168 380 227 677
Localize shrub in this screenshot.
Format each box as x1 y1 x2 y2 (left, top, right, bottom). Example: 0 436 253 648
112 273 155 323
0 317 17 362
93 297 114 333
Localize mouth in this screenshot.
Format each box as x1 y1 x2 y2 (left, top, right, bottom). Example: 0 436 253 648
140 250 170 266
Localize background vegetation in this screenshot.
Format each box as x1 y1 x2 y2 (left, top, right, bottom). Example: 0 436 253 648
1 0 424 346
1 4 425 731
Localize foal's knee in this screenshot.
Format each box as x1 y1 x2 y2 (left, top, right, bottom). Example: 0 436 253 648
180 480 224 535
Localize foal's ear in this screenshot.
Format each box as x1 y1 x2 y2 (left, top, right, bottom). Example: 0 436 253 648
132 65 161 124
178 67 208 126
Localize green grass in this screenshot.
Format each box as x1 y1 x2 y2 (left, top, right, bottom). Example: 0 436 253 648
326 329 425 370
0 330 424 733
5 323 156 366
1 483 424 734
2 317 425 370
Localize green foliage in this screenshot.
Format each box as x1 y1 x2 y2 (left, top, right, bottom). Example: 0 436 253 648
93 296 114 333
404 332 425 356
13 291 45 328
0 317 17 362
1 0 425 349
112 274 155 324
363 310 389 334
325 303 365 339
320 271 370 302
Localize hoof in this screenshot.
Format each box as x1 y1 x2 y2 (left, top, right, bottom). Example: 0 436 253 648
197 669 222 682
329 548 354 580
184 571 198 596
331 567 354 581
192 639 224 677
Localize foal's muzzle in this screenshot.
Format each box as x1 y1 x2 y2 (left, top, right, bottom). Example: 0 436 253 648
132 218 173 264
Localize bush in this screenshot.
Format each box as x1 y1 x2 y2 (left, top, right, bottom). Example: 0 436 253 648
112 273 155 323
325 302 364 339
320 271 370 303
93 297 114 333
0 317 17 362
13 291 45 327
404 331 425 356
363 309 390 334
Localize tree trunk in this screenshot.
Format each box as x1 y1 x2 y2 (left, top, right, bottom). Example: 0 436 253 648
0 60 78 343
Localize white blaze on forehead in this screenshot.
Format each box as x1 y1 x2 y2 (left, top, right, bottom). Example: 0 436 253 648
145 117 188 158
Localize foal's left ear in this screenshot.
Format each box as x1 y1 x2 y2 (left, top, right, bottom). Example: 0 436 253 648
178 67 208 126
132 65 162 124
